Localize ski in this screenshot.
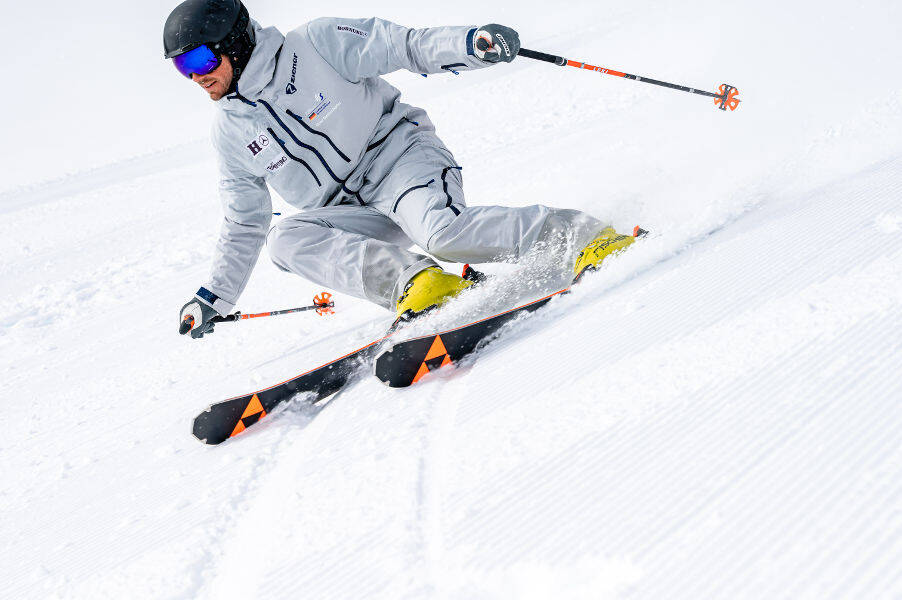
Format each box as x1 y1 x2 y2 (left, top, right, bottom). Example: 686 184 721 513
373 287 569 387
191 333 390 444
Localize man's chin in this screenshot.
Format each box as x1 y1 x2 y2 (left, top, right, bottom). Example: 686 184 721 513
207 87 226 101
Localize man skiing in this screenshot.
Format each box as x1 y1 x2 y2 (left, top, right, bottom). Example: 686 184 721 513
169 0 638 339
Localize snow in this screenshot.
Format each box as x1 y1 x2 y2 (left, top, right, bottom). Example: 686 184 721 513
2 0 902 598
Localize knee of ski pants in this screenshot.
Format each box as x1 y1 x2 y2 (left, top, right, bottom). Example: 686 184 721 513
266 218 324 272
422 207 506 263
424 221 468 260
423 205 607 264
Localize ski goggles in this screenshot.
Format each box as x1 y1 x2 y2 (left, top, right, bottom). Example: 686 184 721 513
171 44 222 78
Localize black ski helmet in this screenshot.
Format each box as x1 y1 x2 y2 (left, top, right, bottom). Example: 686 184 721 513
163 0 256 84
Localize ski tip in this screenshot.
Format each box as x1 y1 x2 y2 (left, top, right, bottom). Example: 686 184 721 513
373 346 399 387
633 226 649 238
190 422 213 445
190 407 213 444
192 408 230 445
373 350 386 383
192 427 228 445
190 423 215 445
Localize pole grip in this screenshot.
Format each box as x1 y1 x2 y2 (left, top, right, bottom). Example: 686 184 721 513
210 314 239 324
518 47 566 66
179 315 195 335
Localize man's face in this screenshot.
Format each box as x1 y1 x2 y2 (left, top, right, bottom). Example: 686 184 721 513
191 53 233 101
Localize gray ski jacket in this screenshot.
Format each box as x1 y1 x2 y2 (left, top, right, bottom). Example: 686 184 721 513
198 17 492 315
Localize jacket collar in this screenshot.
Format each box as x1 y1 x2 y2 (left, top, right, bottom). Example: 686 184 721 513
222 23 284 110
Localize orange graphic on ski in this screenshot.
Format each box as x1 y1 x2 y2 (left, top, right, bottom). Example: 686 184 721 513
412 335 454 383
229 394 267 438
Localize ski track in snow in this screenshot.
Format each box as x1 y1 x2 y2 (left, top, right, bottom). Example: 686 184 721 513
3 1 902 598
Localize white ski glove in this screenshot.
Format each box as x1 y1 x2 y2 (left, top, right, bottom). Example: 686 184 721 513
179 297 219 339
471 24 520 63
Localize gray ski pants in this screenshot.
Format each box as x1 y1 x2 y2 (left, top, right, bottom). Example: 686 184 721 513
266 142 606 310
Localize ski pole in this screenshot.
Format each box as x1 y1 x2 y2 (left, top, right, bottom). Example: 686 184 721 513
517 47 741 111
211 292 335 324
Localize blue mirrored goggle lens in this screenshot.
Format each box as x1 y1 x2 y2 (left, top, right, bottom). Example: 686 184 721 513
171 44 221 78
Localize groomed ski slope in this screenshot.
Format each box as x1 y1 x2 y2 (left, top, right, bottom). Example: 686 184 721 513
2 1 901 598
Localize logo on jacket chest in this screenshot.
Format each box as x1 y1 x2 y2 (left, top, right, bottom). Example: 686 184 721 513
306 92 340 123
245 132 288 174
246 134 270 156
286 53 298 95
266 154 288 172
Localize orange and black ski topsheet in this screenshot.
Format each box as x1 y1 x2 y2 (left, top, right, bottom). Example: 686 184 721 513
192 334 390 445
374 288 569 388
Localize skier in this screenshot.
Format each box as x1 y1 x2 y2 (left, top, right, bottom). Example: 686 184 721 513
169 0 638 338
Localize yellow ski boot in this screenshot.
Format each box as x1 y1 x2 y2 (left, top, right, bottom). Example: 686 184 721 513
573 226 647 283
396 267 474 320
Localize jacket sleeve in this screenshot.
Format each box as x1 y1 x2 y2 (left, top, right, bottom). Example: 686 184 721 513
305 17 491 82
200 145 272 315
